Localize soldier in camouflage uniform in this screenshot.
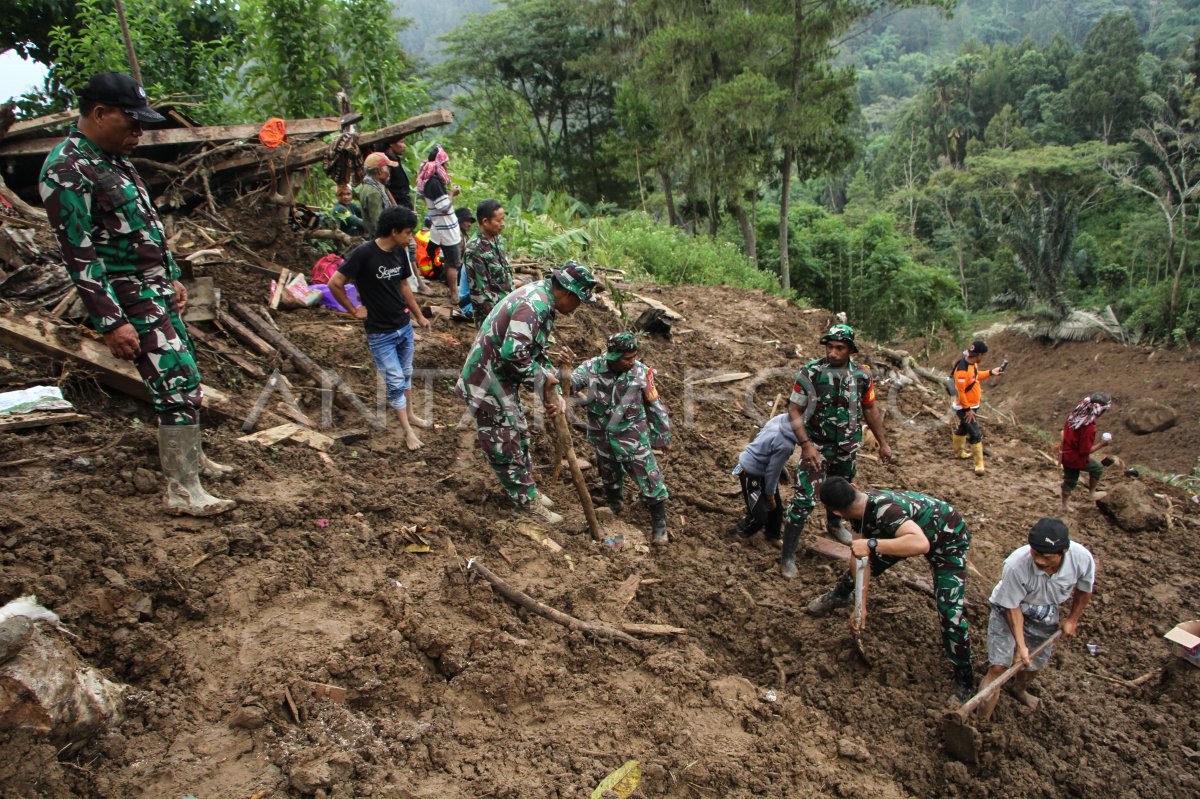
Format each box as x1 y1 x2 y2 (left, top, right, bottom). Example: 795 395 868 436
463 199 512 326
570 333 672 543
456 261 602 524
38 72 234 517
808 477 975 702
780 324 891 578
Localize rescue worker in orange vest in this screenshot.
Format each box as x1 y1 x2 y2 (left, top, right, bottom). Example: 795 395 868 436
951 340 1006 475
414 216 443 280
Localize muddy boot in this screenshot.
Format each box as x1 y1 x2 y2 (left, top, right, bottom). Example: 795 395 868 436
826 510 852 545
971 442 985 476
535 491 555 509
951 664 976 705
514 500 563 526
951 433 967 459
605 485 624 515
159 425 236 517
779 523 803 579
198 428 236 478
806 573 854 616
649 501 668 544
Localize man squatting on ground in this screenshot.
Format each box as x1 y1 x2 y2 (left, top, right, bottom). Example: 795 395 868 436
780 324 893 579
570 333 673 543
951 339 1006 476
809 477 976 702
327 206 432 451
1060 392 1114 511
979 517 1095 719
40 71 234 517
733 412 800 547
456 261 603 524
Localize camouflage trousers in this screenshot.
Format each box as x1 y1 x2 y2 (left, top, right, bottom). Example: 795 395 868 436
784 445 856 529
470 401 537 508
593 445 668 504
130 300 202 426
835 533 973 669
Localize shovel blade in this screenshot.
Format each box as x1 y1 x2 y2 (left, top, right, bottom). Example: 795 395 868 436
941 712 981 765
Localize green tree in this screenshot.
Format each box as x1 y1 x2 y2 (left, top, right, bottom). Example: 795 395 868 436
1068 12 1147 144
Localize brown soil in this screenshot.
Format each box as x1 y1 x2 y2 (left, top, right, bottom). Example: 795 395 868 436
2 245 1199 798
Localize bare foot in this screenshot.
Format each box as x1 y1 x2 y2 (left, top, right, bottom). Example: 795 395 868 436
1008 685 1040 710
408 411 432 429
406 432 424 451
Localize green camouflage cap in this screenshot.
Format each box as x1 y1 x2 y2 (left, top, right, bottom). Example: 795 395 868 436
605 331 639 361
820 323 858 352
551 260 601 304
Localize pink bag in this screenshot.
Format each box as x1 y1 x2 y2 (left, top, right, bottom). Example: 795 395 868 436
311 253 343 285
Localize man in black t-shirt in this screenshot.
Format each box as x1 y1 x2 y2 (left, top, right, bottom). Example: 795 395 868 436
382 138 412 209
328 206 432 450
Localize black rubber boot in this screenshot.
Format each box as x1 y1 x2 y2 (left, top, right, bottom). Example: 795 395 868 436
806 571 854 615
606 485 624 515
649 501 668 544
779 522 803 579
952 664 976 705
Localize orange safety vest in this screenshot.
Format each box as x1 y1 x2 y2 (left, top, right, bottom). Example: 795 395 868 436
414 229 442 277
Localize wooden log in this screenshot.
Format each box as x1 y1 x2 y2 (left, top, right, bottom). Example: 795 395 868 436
0 412 88 432
0 172 47 222
0 117 344 157
619 623 686 637
0 313 229 411
238 423 303 447
214 308 275 357
628 292 684 320
229 301 384 430
467 560 641 647
187 326 265 379
676 493 728 515
690 372 752 386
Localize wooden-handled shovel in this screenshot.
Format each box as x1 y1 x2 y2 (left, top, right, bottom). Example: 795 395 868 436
551 388 603 542
941 630 1063 764
850 556 871 663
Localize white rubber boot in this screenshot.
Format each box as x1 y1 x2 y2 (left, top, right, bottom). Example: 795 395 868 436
160 425 236 517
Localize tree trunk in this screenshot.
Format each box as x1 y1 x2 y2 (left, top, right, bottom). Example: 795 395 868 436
709 189 719 239
779 145 794 294
729 198 757 266
660 167 681 228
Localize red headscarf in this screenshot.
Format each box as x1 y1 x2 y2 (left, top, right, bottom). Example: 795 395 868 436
416 145 450 194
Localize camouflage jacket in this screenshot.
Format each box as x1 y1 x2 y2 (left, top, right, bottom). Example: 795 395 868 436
456 278 558 414
788 357 875 454
39 126 180 333
569 356 671 460
464 232 513 313
854 489 970 560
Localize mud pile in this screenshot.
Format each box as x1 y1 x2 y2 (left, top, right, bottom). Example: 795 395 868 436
2 256 1199 797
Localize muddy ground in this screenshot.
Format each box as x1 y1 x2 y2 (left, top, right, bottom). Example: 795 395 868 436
2 212 1198 798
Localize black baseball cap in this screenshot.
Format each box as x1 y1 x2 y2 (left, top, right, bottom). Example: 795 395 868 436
455 207 476 224
1028 517 1070 553
78 72 166 124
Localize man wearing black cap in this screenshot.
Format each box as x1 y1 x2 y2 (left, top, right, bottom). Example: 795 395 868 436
979 517 1095 718
38 71 234 517
951 339 1006 475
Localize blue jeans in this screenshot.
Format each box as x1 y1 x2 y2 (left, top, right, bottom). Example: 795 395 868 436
367 326 414 410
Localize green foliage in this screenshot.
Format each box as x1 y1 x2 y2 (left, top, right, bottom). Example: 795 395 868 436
1067 12 1147 143
239 0 340 118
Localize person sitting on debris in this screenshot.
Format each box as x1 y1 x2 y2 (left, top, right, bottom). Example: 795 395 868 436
570 333 672 544
808 477 975 703
416 145 463 297
1060 392 1114 511
779 324 892 579
327 206 432 451
463 199 513 327
456 261 602 525
357 151 397 239
951 340 1006 476
978 517 1095 718
39 71 234 517
331 184 365 236
415 216 443 280
733 413 800 548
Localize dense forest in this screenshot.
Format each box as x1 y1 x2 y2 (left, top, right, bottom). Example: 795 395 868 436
2 0 1197 344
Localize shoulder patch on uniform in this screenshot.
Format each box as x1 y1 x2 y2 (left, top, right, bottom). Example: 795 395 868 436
644 366 659 402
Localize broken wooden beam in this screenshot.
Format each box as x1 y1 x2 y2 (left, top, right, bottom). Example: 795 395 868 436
187 326 266 379
229 301 384 430
2 109 76 140
214 308 275 357
0 117 345 157
0 412 88 432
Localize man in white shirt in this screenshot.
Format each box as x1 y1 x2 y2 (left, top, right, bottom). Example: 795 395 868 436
980 517 1095 718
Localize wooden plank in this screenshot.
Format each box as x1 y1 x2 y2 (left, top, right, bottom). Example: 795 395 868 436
180 277 215 322
628 292 684 320
0 412 88 432
806 537 851 561
0 313 229 411
187 326 265 379
238 423 303 447
3 110 76 140
357 108 455 147
290 427 335 452
690 372 752 386
214 308 275 357
0 117 344 157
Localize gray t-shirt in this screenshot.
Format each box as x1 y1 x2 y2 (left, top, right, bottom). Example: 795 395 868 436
737 413 799 496
988 543 1096 626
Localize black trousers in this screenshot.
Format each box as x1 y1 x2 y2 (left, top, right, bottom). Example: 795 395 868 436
954 408 982 444
737 471 782 539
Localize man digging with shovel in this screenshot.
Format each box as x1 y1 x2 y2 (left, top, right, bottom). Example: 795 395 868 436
569 333 672 544
978 518 1095 718
807 477 976 703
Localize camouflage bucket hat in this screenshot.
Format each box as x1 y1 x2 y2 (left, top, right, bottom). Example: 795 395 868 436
820 323 858 352
551 260 601 304
605 332 639 361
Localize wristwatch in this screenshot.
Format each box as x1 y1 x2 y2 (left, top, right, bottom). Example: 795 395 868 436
867 538 878 555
